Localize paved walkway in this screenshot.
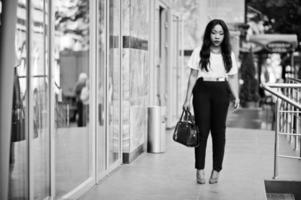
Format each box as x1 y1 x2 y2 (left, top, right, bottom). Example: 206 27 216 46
80 127 301 200
227 107 274 130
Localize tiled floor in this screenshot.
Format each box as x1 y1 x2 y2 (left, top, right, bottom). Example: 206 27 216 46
80 127 301 200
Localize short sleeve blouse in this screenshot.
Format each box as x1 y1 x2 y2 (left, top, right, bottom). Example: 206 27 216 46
187 47 238 78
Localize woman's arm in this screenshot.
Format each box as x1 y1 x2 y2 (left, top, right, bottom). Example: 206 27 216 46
183 69 198 110
227 74 239 109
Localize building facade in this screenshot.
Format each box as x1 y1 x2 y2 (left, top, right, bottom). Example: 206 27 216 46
0 0 184 199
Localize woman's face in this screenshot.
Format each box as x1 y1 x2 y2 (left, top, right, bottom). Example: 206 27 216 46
210 24 224 47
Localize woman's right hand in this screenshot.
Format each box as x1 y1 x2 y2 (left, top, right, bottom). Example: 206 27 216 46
183 100 190 111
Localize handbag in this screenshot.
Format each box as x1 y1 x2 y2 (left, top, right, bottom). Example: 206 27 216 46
173 109 199 147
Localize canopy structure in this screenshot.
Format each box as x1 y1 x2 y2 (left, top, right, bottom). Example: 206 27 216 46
248 34 298 53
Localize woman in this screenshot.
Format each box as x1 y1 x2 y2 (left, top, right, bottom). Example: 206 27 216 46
183 19 239 184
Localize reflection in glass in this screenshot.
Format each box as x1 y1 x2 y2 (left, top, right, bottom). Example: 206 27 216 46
98 0 106 174
108 0 121 166
31 0 50 199
0 0 2 24
54 0 91 197
9 1 28 199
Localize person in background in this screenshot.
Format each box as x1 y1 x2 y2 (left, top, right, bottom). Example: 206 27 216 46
183 19 239 184
74 72 88 127
80 78 89 126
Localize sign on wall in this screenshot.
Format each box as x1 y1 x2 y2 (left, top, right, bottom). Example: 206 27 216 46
266 41 293 53
207 0 245 23
248 34 298 53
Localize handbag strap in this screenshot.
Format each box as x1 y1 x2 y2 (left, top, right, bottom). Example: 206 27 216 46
181 108 192 121
179 109 185 121
183 109 194 122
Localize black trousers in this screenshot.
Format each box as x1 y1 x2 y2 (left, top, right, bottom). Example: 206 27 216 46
192 78 230 172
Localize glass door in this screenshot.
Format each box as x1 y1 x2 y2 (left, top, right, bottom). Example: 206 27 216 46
7 1 51 199
97 0 122 179
53 0 92 198
30 0 51 199
97 0 106 176
9 1 28 199
107 0 122 169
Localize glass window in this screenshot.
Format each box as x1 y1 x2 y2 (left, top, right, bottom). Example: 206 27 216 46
9 1 28 199
53 0 92 197
0 0 2 25
31 0 50 199
97 0 106 174
107 0 121 166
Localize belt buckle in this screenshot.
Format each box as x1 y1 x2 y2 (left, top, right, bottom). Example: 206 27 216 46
216 77 223 81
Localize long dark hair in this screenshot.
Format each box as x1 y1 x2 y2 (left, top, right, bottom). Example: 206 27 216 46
199 19 232 72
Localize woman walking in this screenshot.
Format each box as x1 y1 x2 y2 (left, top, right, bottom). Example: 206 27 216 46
183 19 239 184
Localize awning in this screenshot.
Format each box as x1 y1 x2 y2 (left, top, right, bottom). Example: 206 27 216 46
248 34 298 53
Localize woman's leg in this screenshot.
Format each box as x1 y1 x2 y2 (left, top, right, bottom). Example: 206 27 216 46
193 83 211 170
210 83 230 172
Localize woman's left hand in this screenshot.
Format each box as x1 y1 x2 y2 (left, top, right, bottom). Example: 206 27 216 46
233 98 240 111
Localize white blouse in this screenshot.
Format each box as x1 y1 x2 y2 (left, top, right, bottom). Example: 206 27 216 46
187 46 238 78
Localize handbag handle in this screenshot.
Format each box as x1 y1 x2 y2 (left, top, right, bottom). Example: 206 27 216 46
180 108 192 122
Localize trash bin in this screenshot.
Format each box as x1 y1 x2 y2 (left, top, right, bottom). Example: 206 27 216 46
147 106 166 153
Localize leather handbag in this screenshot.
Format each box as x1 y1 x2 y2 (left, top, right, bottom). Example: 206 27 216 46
173 109 199 147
